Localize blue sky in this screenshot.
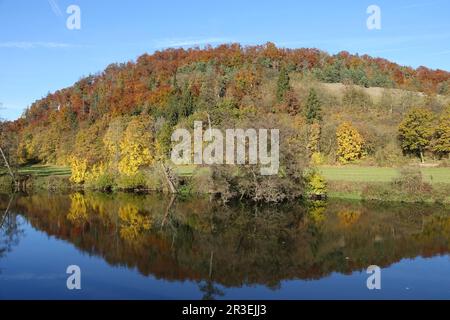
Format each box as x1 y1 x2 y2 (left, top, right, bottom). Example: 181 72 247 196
1 0 450 120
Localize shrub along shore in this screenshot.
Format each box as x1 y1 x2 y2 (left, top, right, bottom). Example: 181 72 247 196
1 164 449 205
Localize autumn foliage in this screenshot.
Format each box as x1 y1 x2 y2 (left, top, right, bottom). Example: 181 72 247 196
0 42 448 190
336 122 365 164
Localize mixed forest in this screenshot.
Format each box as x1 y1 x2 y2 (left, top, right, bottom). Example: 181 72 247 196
1 43 450 202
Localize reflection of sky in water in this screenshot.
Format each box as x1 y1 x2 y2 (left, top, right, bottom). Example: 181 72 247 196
0 218 450 299
0 213 448 300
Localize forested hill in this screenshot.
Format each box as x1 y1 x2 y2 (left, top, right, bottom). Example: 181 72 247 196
22 42 450 125
2 42 450 171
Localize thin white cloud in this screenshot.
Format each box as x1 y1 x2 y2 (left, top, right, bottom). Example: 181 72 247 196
47 0 63 17
398 0 443 10
0 41 81 49
154 37 232 49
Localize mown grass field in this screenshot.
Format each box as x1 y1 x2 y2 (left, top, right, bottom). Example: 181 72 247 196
2 164 449 186
318 166 450 185
174 165 450 185
0 165 71 177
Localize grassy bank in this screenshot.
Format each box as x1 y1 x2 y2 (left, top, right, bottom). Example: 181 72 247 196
172 165 450 203
15 165 71 177
319 166 450 184
173 165 450 184
0 164 71 177
326 180 450 202
1 164 449 204
0 165 72 192
319 166 450 204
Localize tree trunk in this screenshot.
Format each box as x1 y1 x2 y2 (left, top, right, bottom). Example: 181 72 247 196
0 194 14 229
420 150 425 163
161 195 176 228
161 163 177 194
0 146 16 184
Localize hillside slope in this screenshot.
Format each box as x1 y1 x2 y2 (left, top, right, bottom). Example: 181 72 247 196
0 43 449 175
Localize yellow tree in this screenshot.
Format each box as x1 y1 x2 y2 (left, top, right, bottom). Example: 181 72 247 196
118 115 155 176
307 122 321 156
67 193 89 225
103 117 125 171
118 204 152 243
338 210 361 228
433 106 450 158
70 157 88 184
336 122 365 164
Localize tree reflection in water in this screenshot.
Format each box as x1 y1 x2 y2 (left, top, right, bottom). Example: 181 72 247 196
1 192 449 290
0 195 24 271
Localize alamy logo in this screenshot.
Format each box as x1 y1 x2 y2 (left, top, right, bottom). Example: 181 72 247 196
367 5 381 30
171 121 280 175
366 265 381 290
66 265 81 290
48 1 81 30
66 5 81 30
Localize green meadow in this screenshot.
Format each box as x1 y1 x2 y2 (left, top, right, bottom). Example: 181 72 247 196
4 164 449 184
318 166 450 185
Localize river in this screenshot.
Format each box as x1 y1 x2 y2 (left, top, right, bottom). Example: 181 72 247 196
0 192 449 299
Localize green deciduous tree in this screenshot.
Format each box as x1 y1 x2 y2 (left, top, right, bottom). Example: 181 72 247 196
398 108 435 163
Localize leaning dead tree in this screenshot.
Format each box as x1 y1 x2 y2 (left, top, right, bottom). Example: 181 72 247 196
0 103 17 185
161 163 177 194
0 146 16 184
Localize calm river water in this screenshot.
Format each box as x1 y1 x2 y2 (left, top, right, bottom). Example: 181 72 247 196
0 192 449 299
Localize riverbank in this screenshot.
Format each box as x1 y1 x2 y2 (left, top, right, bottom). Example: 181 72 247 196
320 166 450 204
326 181 450 203
0 165 70 191
1 164 450 204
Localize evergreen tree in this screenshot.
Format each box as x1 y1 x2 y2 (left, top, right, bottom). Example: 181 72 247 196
276 66 290 102
305 88 322 124
180 84 195 118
